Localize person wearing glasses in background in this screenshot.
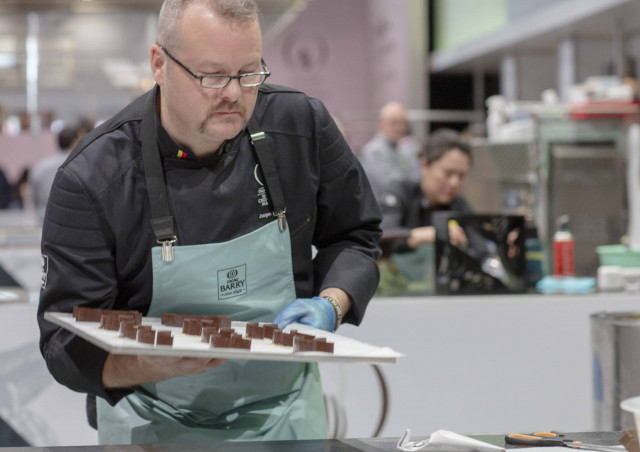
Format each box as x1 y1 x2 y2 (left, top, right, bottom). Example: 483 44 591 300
37 0 381 445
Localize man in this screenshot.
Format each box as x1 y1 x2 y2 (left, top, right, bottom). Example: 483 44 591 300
359 101 420 202
30 124 81 221
37 0 381 445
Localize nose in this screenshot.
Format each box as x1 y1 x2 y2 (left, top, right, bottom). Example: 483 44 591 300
448 174 464 191
219 77 242 102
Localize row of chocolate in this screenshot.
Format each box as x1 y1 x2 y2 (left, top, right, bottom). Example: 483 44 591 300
200 325 334 353
202 328 250 349
71 307 334 353
121 324 174 346
73 306 143 324
160 314 335 353
121 321 334 353
161 313 232 331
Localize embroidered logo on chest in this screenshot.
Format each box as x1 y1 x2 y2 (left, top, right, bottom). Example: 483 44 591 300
217 264 247 299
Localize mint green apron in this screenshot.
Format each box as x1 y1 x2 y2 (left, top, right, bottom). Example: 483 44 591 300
96 92 327 444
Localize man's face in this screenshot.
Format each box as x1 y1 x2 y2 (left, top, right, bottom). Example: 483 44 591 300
379 108 408 145
152 3 262 154
420 148 471 206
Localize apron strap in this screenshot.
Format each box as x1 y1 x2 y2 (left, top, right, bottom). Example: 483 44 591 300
140 90 288 249
141 90 177 261
246 117 288 231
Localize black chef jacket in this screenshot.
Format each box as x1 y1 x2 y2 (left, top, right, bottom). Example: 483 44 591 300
37 84 382 404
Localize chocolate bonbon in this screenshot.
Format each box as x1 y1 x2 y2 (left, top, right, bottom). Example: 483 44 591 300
245 323 265 339
74 306 142 324
292 336 334 354
156 331 173 346
182 318 202 336
119 321 137 339
136 328 155 345
262 323 278 340
162 313 231 331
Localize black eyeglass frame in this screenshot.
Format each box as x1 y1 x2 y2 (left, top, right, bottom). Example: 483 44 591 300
158 44 270 89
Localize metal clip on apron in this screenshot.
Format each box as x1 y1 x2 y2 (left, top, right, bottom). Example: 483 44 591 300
96 92 327 444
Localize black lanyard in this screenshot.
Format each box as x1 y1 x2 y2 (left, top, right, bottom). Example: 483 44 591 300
140 90 287 262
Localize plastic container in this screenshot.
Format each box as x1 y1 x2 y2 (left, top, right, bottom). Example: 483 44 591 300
597 245 640 267
622 268 640 293
621 396 640 437
597 266 623 292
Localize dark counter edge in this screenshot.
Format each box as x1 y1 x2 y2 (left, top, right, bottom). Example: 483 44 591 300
0 432 625 452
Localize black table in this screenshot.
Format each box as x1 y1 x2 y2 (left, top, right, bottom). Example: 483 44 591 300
0 432 625 452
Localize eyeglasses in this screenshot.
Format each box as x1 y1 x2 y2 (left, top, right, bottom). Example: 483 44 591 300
159 45 270 89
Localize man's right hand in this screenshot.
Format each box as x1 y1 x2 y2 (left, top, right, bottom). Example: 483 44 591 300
103 354 226 388
407 225 436 249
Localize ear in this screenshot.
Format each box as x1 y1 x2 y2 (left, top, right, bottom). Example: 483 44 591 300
150 44 166 86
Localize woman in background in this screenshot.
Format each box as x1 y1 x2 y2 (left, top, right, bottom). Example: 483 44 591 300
380 128 473 253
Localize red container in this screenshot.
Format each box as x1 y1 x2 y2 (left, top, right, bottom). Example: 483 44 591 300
553 230 575 276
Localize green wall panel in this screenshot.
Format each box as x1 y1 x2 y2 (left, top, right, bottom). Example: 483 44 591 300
434 0 508 51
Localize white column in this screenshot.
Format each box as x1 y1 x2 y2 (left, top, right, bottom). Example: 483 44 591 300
558 36 577 102
407 0 428 139
612 19 626 78
500 54 518 101
473 64 485 116
26 12 40 134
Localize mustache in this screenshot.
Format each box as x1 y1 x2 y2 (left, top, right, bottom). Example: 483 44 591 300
207 103 241 115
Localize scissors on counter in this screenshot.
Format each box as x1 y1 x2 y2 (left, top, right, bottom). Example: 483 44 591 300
505 432 624 452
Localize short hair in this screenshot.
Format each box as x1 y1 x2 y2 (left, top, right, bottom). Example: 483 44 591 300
420 128 472 166
378 101 406 120
76 117 95 135
158 0 259 49
57 125 80 150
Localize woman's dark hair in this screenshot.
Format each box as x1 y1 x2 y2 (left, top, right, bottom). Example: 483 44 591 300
420 128 472 166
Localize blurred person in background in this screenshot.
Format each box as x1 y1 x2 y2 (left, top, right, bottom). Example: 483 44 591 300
374 128 474 295
359 101 420 202
10 168 32 210
380 128 473 253
0 166 12 209
29 123 84 220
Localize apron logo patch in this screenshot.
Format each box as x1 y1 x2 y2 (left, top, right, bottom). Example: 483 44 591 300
218 265 247 299
41 254 49 289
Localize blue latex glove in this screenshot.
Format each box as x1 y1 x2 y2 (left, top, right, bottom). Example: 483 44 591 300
273 297 335 332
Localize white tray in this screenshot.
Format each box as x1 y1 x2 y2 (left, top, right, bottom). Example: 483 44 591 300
44 311 403 364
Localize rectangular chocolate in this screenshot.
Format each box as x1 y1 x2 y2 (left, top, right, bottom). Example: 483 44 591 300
162 313 232 330
245 323 265 339
136 329 155 345
73 306 142 324
156 331 173 346
119 321 137 340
